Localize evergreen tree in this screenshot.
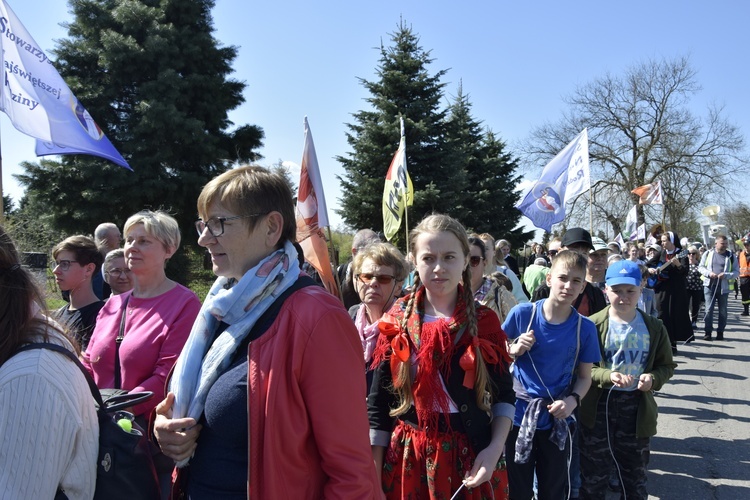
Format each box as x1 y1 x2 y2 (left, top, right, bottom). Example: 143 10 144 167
16 0 263 237
443 83 530 245
337 21 530 248
337 20 466 242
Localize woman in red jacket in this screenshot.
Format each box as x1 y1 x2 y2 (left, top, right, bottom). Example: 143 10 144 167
154 166 381 499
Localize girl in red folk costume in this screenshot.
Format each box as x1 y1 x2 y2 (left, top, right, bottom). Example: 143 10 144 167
368 214 515 499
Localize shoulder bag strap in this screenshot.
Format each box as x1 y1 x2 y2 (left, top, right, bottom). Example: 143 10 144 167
15 342 153 412
114 295 130 389
572 313 582 378
16 342 106 408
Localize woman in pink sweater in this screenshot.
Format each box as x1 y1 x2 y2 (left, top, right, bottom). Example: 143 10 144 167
83 210 201 496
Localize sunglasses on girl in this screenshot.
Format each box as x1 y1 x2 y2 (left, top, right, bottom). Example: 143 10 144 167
356 273 396 285
469 256 484 267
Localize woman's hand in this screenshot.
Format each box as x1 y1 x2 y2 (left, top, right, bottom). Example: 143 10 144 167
464 445 502 488
153 392 202 462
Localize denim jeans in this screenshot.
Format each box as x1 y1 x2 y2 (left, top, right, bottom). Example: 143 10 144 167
703 287 728 335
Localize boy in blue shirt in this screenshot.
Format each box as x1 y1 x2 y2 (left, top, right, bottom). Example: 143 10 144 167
503 250 601 499
579 260 675 499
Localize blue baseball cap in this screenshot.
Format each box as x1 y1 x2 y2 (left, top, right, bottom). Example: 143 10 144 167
605 260 642 287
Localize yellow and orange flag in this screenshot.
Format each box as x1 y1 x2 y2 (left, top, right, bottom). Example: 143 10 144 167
382 117 414 241
295 117 339 297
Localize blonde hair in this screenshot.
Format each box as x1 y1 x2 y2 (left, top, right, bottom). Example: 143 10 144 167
124 210 181 253
390 214 493 416
550 249 588 275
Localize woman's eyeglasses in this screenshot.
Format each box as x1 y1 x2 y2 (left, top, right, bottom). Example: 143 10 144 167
469 256 484 267
356 273 396 285
195 213 267 237
105 268 132 278
50 260 78 271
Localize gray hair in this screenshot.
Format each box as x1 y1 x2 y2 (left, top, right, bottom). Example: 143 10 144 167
352 229 380 252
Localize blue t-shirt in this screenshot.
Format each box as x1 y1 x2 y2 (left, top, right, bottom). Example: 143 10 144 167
603 311 650 391
502 300 601 429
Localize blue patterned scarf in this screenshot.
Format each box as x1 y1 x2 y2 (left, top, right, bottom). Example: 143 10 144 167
170 241 300 449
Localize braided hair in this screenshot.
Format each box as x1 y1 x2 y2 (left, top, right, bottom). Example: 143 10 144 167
390 214 493 416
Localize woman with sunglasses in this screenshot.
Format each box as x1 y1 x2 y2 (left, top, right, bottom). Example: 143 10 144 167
350 242 409 394
469 236 517 323
154 166 381 499
83 209 202 497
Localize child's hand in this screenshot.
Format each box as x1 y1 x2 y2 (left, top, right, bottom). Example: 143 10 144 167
610 372 634 388
547 398 574 420
637 373 654 392
510 331 535 357
464 446 502 488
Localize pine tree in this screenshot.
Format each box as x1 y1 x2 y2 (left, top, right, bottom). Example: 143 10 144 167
337 20 465 242
443 84 532 244
15 0 263 237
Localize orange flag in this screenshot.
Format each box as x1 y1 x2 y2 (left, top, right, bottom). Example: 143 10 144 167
295 117 339 298
631 180 663 205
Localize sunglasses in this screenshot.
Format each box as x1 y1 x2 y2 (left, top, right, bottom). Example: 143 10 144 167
469 256 484 267
548 250 558 256
356 273 396 285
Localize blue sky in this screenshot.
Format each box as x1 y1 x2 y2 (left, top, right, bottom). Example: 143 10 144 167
2 0 749 236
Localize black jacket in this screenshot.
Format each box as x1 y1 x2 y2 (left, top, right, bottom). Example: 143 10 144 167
531 281 607 316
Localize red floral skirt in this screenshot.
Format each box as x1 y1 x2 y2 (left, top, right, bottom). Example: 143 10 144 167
381 420 509 499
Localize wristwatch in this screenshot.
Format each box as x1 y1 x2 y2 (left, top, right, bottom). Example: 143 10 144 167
570 392 581 406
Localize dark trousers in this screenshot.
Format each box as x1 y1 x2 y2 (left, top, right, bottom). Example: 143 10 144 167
506 425 570 500
687 288 703 323
580 391 650 500
740 278 750 306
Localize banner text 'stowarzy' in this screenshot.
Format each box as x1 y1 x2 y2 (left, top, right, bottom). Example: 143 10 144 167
0 0 130 169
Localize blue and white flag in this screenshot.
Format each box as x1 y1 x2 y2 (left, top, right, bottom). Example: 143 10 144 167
516 128 589 232
624 205 638 240
0 0 130 169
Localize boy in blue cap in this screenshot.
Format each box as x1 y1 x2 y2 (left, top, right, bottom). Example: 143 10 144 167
579 260 676 499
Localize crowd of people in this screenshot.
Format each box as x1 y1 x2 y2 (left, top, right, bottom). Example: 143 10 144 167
0 164 746 499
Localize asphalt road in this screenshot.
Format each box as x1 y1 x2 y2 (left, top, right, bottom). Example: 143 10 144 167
631 293 750 499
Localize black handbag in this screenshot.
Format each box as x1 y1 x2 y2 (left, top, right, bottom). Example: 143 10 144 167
16 342 160 500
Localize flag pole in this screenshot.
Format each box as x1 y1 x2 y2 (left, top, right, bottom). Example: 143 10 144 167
0 120 4 223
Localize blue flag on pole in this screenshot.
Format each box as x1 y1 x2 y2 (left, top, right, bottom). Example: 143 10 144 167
0 0 130 169
516 129 589 232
